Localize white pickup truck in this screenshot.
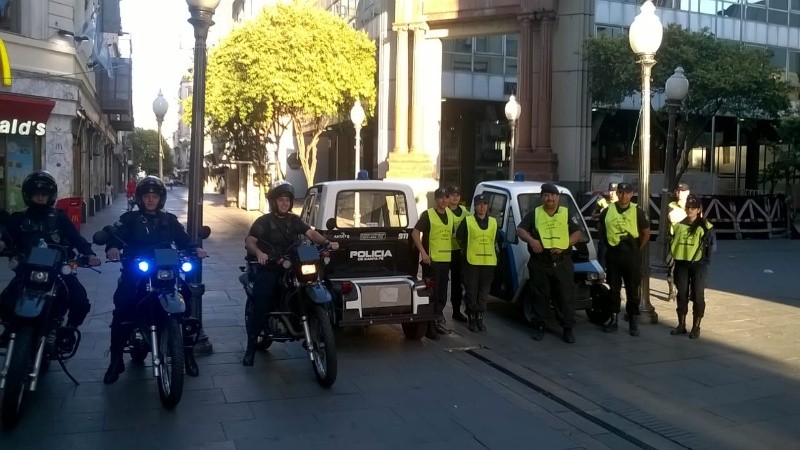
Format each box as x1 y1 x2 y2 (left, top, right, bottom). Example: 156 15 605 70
471 180 610 325
298 180 437 339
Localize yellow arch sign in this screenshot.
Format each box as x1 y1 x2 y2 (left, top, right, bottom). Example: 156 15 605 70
0 38 10 86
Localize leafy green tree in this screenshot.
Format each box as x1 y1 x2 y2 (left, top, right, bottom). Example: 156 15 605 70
761 113 800 194
203 1 376 190
586 24 790 185
127 128 174 178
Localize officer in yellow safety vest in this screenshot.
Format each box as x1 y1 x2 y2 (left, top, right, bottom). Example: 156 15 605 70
664 183 691 301
597 182 651 337
446 185 470 323
516 183 583 344
412 187 455 340
591 182 619 269
455 193 501 333
670 194 715 339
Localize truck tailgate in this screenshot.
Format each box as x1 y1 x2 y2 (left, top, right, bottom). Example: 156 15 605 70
324 228 418 279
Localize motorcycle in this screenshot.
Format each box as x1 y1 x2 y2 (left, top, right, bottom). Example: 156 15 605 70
93 225 210 409
239 241 338 387
0 239 96 428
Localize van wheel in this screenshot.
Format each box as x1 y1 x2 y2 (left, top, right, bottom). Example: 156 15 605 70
401 322 427 340
586 283 612 325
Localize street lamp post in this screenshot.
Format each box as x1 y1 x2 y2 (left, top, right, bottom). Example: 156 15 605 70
657 67 689 265
505 95 521 180
186 0 220 356
152 90 168 181
629 0 663 324
350 100 365 227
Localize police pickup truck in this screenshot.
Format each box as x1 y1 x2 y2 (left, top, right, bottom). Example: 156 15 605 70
298 180 437 339
471 180 609 325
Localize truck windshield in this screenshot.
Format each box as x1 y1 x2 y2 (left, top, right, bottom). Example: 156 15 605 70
518 193 590 243
335 190 409 228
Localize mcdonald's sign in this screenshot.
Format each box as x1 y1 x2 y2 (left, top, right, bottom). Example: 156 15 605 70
0 37 10 86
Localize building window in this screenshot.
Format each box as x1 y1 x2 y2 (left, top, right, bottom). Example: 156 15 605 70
0 0 20 33
595 25 625 38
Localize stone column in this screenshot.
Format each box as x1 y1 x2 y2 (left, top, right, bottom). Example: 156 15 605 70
392 24 410 155
535 13 554 153
409 24 427 153
516 15 534 152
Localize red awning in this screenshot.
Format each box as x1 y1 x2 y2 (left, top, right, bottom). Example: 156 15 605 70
0 92 56 123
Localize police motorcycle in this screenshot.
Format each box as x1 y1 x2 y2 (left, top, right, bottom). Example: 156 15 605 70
239 239 338 387
92 225 210 408
0 230 97 428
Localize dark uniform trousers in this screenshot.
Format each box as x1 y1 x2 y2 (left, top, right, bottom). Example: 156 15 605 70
449 250 464 312
247 265 285 336
605 244 642 316
427 261 450 316
463 264 494 313
673 260 708 317
528 259 575 329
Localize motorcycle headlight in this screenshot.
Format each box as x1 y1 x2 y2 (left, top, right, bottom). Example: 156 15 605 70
30 270 49 283
157 269 174 280
300 264 317 275
181 261 193 273
61 264 73 276
137 261 150 273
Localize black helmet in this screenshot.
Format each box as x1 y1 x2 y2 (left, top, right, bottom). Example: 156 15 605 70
266 180 294 213
135 176 167 210
22 171 58 207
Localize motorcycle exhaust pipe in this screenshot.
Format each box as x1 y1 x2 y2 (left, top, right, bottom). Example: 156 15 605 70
0 332 16 388
300 316 314 362
28 336 47 391
150 325 160 377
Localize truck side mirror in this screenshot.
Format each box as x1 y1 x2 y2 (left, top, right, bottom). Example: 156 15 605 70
326 218 336 230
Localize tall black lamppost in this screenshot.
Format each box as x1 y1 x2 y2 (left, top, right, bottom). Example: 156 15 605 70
504 94 521 179
186 0 219 356
629 0 663 324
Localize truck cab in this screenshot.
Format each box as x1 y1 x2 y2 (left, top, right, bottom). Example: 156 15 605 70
472 181 608 324
299 180 436 339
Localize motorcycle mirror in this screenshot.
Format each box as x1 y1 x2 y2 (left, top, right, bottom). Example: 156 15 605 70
325 218 336 230
93 230 110 246
199 226 211 240
102 225 118 234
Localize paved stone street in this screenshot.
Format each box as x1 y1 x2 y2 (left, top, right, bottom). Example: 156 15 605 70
0 187 798 449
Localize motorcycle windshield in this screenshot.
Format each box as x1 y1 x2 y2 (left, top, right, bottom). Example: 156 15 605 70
295 244 319 263
26 247 59 268
153 248 180 266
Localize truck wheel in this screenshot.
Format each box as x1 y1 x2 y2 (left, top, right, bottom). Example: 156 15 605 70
586 283 612 325
401 322 427 340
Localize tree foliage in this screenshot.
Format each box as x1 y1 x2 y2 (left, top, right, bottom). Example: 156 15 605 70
203 1 376 189
761 113 800 194
127 128 173 178
586 25 791 186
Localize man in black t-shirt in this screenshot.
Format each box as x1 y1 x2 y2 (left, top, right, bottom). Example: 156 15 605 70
242 181 338 366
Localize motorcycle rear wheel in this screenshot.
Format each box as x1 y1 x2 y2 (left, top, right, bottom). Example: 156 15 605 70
309 306 337 388
1 326 36 428
156 318 184 409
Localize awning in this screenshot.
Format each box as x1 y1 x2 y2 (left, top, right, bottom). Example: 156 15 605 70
0 92 56 123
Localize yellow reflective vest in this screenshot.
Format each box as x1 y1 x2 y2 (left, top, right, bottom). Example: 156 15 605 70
427 207 454 262
450 205 470 250
671 220 713 262
605 203 640 247
534 206 570 250
464 215 497 266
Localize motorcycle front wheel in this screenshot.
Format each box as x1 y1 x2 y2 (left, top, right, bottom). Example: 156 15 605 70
1 325 37 428
156 317 184 409
309 306 337 388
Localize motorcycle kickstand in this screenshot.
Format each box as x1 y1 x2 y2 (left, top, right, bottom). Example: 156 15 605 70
300 316 314 362
57 357 80 386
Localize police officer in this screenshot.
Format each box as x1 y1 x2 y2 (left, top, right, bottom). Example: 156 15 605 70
670 194 715 339
597 182 651 336
103 176 208 384
665 183 690 301
455 193 501 332
243 181 337 366
446 185 470 322
0 171 101 341
516 183 582 344
591 182 619 269
412 187 453 340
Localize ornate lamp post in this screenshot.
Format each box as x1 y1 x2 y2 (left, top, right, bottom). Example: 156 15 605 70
505 94 521 179
186 0 220 355
350 99 366 179
629 0 663 324
152 90 168 181
657 67 689 264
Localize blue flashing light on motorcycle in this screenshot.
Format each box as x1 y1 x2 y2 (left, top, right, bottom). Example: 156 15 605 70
138 260 150 273
180 261 193 273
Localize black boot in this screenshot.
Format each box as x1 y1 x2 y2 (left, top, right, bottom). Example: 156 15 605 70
476 313 486 332
467 314 478 333
184 347 199 376
242 335 257 366
452 305 468 323
689 316 702 339
629 315 640 337
103 325 127 385
603 313 619 333
425 322 440 340
670 313 687 335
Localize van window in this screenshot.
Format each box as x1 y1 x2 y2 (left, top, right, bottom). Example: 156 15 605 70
335 190 409 228
518 193 590 243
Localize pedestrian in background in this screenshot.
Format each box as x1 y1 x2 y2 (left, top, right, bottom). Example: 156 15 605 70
665 183 691 302
456 193 500 332
591 182 618 269
446 185 470 323
516 183 582 344
670 194 715 339
412 187 454 340
104 182 113 206
597 182 651 336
